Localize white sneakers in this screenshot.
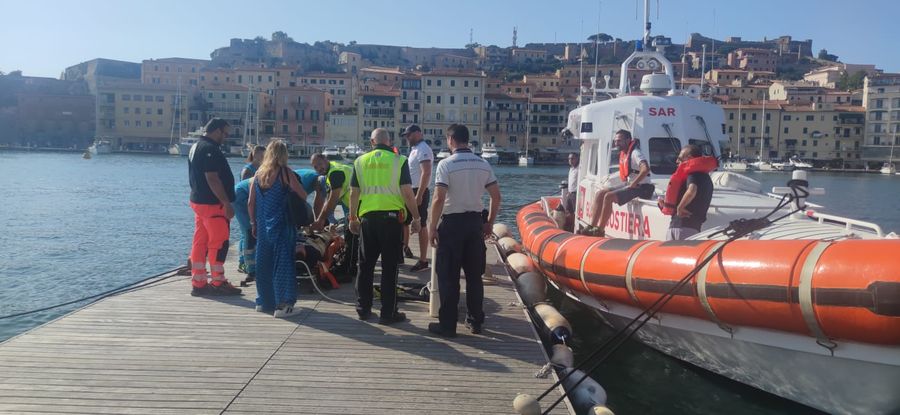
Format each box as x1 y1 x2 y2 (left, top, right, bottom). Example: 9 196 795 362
273 305 298 318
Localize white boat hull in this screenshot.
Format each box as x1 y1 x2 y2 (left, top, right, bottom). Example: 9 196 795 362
518 156 534 167
169 143 191 156
556 286 900 415
722 161 748 172
88 143 112 155
482 154 500 165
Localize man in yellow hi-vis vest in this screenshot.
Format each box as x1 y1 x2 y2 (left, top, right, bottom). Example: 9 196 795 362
348 128 421 324
311 155 353 230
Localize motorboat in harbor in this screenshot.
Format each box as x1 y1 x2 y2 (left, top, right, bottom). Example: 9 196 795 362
749 160 774 171
168 129 203 156
771 160 795 172
87 139 112 155
481 143 500 165
722 159 749 172
881 162 896 175
435 149 451 161
342 143 366 160
516 6 900 413
517 153 534 167
788 156 813 170
322 146 344 161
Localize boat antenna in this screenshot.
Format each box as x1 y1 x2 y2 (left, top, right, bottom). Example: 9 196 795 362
578 18 585 105
592 0 600 103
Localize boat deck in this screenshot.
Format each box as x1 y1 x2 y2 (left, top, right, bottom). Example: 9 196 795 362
0 236 570 414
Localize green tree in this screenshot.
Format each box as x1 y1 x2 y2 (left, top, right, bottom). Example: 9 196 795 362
272 31 293 42
588 33 613 43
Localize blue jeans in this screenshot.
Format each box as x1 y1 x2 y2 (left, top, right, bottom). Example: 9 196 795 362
233 207 256 274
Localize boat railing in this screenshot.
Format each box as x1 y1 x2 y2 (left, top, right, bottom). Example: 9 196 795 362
805 211 884 237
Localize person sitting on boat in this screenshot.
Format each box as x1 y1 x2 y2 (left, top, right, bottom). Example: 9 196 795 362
310 154 352 230
240 145 266 180
585 130 654 237
658 145 716 241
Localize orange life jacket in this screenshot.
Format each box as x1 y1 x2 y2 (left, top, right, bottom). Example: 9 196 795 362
660 156 718 215
618 140 639 182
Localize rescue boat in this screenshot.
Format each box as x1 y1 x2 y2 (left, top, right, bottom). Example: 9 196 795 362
517 3 900 413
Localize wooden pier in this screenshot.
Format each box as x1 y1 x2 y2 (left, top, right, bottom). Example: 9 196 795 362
0 237 571 414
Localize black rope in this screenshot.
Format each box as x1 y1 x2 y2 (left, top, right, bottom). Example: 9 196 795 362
538 186 807 414
0 266 186 320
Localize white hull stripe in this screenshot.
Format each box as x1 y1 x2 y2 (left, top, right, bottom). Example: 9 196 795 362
799 241 834 348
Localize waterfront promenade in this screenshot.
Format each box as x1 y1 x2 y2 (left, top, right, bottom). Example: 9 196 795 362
0 236 571 414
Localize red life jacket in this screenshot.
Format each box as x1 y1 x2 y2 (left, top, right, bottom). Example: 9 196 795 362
660 156 718 215
618 140 639 182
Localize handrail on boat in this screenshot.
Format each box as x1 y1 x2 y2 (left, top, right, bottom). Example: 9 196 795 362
806 211 884 237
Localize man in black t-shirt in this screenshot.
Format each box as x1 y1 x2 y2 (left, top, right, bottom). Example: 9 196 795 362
667 145 714 241
188 118 241 296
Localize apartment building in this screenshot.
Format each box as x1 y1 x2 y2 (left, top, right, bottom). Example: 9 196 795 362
273 86 330 149
862 73 900 161
196 83 262 149
141 58 209 88
722 101 866 166
358 87 399 143
484 93 528 152
299 71 354 111
420 70 485 147
94 80 186 151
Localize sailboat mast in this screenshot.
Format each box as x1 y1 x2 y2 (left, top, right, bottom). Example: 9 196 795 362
736 99 742 158
760 97 766 161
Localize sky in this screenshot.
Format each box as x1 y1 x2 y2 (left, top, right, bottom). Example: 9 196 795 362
1 0 897 78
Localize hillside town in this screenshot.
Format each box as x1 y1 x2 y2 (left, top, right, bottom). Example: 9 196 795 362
1 31 898 167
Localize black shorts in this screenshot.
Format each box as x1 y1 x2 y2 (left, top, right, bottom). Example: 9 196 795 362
614 183 655 205
411 187 429 226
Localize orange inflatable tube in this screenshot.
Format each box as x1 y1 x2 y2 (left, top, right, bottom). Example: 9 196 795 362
516 202 900 345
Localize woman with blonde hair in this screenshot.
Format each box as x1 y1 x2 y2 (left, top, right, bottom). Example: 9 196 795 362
248 140 307 317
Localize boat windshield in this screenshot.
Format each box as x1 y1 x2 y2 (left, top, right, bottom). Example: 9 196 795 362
647 137 680 175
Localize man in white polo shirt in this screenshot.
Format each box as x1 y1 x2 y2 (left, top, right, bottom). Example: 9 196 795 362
400 124 433 272
427 124 501 337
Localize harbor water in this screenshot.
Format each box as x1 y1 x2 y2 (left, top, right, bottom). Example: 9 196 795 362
1 151 898 414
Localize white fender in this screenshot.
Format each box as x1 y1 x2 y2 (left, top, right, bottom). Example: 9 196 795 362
498 236 523 255
560 368 607 410
493 223 511 239
534 303 572 342
512 393 542 415
507 253 535 277
550 344 575 368
515 271 547 306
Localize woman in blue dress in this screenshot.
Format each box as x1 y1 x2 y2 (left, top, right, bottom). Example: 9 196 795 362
240 145 266 180
248 140 307 317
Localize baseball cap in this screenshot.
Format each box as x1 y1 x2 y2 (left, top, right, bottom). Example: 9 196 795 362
400 124 421 137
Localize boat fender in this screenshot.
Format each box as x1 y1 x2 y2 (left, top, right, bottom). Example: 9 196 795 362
560 368 608 410
512 393 542 415
507 253 535 277
515 271 548 306
535 303 572 343
550 344 574 368
590 405 615 415
493 223 511 239
498 237 523 255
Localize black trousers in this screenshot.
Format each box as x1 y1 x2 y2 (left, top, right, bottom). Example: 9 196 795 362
356 212 402 319
435 212 486 332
